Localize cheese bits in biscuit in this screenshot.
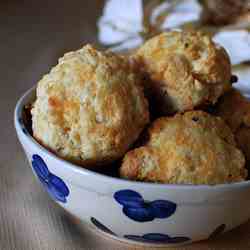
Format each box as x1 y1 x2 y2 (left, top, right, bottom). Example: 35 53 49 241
32 45 149 167
120 111 247 185
134 31 232 114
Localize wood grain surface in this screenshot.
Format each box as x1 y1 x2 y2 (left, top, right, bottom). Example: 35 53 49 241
1 1 250 249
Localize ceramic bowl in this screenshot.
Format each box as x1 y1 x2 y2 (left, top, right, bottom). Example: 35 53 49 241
15 87 250 247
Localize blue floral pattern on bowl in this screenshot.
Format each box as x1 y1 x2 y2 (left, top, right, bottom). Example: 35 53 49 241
114 189 176 222
90 217 190 244
125 233 190 244
31 154 70 203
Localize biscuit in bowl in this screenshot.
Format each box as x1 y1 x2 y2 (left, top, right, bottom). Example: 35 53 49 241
215 89 250 167
120 111 247 185
32 45 149 167
134 31 232 115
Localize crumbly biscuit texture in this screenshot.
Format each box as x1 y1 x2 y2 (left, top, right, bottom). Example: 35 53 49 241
120 111 247 184
134 31 232 114
215 89 250 131
32 45 149 167
215 89 250 164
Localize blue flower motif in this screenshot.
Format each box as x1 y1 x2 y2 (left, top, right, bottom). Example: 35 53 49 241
91 217 116 236
209 224 226 239
125 233 190 244
90 217 190 244
31 154 69 203
114 190 176 222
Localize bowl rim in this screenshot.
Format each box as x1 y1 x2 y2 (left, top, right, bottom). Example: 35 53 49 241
14 86 250 190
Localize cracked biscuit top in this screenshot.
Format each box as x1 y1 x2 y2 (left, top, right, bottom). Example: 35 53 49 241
120 111 247 185
134 31 232 114
32 45 149 167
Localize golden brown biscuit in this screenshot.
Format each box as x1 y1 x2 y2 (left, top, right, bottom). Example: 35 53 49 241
120 111 247 185
134 31 232 114
215 89 250 164
32 45 149 167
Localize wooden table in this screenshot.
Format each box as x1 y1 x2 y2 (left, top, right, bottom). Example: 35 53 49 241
1 1 250 249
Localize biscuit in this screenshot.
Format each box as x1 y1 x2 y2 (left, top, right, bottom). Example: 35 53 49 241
120 111 247 184
134 31 232 114
215 89 250 165
32 45 149 167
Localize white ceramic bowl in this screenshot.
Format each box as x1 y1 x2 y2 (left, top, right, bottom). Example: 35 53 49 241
15 87 250 247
